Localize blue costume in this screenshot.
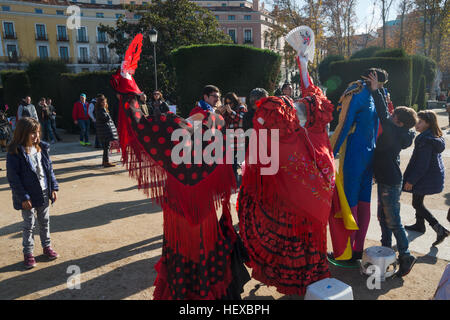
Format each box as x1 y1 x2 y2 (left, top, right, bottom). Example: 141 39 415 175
330 80 379 257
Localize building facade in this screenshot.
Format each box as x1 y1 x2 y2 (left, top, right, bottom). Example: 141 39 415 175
0 0 132 72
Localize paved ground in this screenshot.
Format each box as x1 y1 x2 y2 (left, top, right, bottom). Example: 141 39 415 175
0 108 448 300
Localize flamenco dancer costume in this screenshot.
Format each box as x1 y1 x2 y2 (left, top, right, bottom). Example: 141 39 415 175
111 34 250 299
329 79 379 260
237 51 336 295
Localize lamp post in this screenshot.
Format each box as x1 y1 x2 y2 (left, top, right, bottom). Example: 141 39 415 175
149 28 158 90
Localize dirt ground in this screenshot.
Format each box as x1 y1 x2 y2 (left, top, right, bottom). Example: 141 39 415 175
0 108 448 300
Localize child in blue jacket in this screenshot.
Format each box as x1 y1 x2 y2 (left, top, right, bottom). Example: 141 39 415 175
403 110 448 246
7 117 59 269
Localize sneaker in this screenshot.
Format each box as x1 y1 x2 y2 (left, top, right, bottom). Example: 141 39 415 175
397 254 417 277
80 141 85 146
24 254 37 269
43 246 59 260
84 142 91 146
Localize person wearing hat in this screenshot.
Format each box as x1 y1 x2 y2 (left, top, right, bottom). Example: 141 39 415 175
329 67 389 264
72 93 91 146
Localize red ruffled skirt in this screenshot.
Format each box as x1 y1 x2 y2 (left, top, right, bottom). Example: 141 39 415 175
237 182 330 296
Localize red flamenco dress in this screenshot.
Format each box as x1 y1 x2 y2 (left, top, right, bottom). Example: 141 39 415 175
111 34 250 300
237 56 336 295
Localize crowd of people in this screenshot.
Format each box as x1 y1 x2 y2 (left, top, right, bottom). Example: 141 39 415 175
17 96 61 144
4 31 449 300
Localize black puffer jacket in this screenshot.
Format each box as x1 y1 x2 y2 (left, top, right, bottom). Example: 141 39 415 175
95 107 118 142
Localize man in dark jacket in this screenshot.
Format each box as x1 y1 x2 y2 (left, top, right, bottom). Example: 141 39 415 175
364 71 419 277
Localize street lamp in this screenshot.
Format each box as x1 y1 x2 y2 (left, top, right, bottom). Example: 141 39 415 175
149 28 158 90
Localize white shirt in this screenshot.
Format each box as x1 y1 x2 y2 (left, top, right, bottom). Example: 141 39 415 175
29 146 47 191
88 103 96 122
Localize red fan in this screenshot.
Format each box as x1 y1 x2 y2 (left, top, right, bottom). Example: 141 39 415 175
121 33 143 76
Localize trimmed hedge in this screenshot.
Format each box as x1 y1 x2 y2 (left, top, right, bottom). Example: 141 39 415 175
171 44 281 117
318 54 345 85
58 71 117 132
373 48 407 58
325 57 413 130
27 59 68 104
411 55 436 110
350 46 383 59
0 70 31 117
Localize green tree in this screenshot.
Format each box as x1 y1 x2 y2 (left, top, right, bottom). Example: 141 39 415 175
100 0 232 103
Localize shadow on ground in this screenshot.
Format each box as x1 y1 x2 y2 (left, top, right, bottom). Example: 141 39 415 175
0 198 161 238
0 235 162 300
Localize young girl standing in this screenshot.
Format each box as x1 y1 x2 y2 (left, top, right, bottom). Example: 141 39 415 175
403 110 449 246
6 117 59 269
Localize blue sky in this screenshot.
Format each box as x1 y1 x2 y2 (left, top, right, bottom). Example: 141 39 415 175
354 0 401 34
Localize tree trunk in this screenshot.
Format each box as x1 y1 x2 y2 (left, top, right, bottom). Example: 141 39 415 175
382 0 386 48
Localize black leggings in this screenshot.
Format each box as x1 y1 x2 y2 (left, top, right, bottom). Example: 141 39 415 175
102 140 109 163
412 194 439 227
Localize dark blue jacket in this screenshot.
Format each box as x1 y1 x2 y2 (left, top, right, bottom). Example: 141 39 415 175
6 142 59 210
372 88 415 186
403 129 445 195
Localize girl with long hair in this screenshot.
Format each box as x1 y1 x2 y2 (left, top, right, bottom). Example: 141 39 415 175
6 117 59 269
403 110 448 246
94 94 119 167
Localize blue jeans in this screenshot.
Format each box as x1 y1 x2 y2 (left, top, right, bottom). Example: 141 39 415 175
377 183 410 257
42 120 54 142
21 190 51 255
78 119 90 143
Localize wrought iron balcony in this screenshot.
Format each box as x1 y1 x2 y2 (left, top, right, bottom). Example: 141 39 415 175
35 33 48 41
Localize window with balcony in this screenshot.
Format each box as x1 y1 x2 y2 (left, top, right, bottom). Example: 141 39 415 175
96 13 104 18
79 47 89 63
244 15 251 21
35 24 47 41
77 27 88 42
59 46 69 62
98 47 108 63
90 0 96 4
228 29 236 44
38 45 49 59
2 6 11 11
6 44 18 61
56 10 64 15
97 29 107 43
244 29 252 43
57 25 68 41
3 22 16 39
228 15 235 21
108 0 113 4
35 8 43 14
